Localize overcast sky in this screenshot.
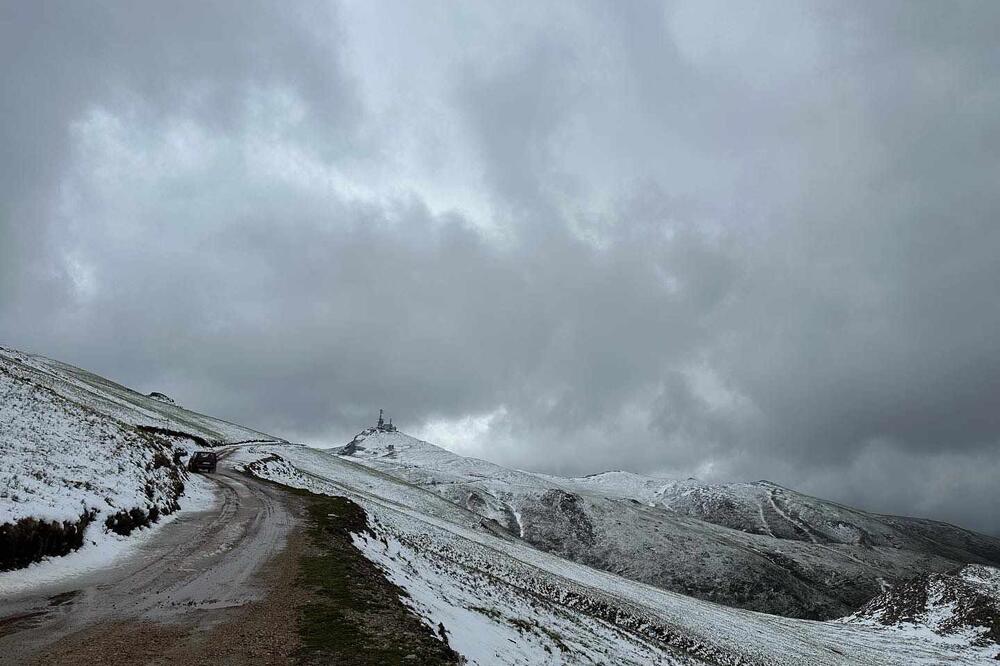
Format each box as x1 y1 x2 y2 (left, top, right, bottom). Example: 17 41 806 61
2 1 999 535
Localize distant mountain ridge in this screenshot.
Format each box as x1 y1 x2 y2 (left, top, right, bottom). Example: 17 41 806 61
337 428 1000 620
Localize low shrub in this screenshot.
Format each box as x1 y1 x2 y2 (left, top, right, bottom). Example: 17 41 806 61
0 510 96 571
152 451 172 469
135 425 214 448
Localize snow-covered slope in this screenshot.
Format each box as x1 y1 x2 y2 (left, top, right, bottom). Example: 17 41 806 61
0 366 181 527
336 429 1000 620
842 564 1000 661
0 347 277 445
0 346 282 570
241 443 1000 664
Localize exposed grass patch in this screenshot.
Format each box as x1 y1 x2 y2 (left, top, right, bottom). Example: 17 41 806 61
279 485 460 666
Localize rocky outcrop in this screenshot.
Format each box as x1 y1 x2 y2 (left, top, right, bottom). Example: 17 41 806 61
844 564 1000 650
147 391 175 404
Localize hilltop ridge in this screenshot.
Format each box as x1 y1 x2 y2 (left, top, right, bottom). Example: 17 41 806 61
335 427 1000 620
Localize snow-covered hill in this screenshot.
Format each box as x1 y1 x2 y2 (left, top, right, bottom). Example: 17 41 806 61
842 564 1000 661
240 442 1000 664
336 429 1000 620
0 346 282 570
0 347 276 445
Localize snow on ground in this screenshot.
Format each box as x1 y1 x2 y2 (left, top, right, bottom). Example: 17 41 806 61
533 469 698 504
0 362 182 526
342 428 550 489
841 564 1000 662
0 346 282 572
334 429 1000 623
0 347 277 445
0 472 215 596
347 430 997 560
245 444 999 665
355 530 689 665
242 447 692 665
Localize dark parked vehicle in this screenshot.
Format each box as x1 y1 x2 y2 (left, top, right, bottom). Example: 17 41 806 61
188 450 218 473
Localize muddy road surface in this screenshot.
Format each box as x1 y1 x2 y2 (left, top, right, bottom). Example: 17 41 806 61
0 465 301 664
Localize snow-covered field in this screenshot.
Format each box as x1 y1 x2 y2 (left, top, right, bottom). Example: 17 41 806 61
242 443 1000 664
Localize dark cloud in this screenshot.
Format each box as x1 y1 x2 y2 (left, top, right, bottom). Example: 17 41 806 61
2 1 998 535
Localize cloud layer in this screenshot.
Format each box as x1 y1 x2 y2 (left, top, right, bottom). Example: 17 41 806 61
3 1 999 534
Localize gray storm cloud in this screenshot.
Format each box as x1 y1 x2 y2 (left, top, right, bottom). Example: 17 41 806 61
2 1 998 534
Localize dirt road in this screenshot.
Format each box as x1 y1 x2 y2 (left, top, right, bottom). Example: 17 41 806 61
0 465 301 664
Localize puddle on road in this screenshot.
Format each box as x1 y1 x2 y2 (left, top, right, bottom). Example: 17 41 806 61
47 590 80 607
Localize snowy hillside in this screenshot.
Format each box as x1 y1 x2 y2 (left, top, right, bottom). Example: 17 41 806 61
0 347 282 570
241 443 1000 664
842 564 1000 661
0 347 276 445
336 429 1000 620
